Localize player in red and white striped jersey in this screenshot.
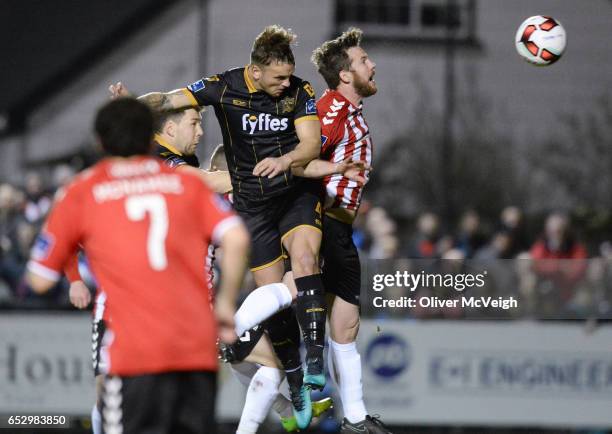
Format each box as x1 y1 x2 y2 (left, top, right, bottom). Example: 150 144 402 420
318 87 373 214
312 28 393 434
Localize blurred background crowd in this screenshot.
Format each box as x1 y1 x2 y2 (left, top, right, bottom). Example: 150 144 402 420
2 160 610 321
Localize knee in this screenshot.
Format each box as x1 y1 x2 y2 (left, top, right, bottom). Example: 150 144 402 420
331 315 360 343
292 249 318 275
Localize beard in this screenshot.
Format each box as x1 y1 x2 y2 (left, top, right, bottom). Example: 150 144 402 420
353 74 377 98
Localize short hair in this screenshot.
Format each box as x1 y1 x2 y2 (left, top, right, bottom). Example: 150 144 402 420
208 144 227 171
94 98 154 157
251 25 296 66
154 106 202 134
311 27 363 89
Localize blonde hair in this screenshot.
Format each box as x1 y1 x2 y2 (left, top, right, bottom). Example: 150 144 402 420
251 25 297 66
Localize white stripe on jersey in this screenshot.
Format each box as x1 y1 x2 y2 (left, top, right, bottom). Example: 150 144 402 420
324 104 373 210
94 291 107 322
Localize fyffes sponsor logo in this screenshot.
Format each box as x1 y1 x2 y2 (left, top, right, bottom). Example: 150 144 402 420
242 113 289 135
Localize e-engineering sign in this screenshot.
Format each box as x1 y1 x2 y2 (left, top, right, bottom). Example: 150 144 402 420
359 320 612 428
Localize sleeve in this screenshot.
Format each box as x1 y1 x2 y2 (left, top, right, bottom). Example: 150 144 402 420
294 80 319 126
63 253 82 282
317 100 348 157
184 74 225 107
197 183 242 245
161 154 188 169
27 186 84 283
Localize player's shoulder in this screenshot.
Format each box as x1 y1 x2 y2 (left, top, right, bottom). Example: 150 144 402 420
317 89 348 111
317 89 350 127
290 75 316 97
220 67 250 90
186 72 226 94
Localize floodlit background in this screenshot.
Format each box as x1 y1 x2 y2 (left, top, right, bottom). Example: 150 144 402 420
0 1 611 433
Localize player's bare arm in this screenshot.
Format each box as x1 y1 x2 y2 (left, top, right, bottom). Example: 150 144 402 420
200 170 233 193
176 165 232 194
253 118 321 178
108 82 195 112
293 158 370 185
215 223 250 344
27 272 55 294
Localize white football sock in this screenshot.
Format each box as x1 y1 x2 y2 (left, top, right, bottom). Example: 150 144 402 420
234 283 293 336
236 366 282 434
230 362 260 387
231 363 293 419
329 339 367 423
91 403 102 434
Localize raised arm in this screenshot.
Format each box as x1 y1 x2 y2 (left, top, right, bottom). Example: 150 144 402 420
109 82 200 112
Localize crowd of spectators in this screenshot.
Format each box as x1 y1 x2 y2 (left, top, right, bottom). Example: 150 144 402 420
1 166 611 319
0 165 76 309
353 203 612 320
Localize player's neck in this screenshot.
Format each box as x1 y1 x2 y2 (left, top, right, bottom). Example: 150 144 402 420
335 84 361 107
245 65 263 92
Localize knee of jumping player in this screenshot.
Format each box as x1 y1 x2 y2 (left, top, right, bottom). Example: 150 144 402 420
291 249 318 277
331 312 360 344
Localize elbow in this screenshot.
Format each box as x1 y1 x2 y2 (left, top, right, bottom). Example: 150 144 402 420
26 272 53 294
308 142 321 161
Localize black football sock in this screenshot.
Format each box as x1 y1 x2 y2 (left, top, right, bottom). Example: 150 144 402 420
295 274 326 362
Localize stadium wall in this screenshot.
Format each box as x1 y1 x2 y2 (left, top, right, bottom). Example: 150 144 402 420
0 0 611 184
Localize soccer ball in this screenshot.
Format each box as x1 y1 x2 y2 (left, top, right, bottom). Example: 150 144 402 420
515 15 567 66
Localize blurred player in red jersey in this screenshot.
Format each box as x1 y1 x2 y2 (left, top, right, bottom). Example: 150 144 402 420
63 105 234 434
26 98 250 434
311 28 393 434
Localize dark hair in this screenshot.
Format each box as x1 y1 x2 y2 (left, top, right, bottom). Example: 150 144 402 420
209 144 227 171
94 98 154 157
251 25 296 66
154 106 201 133
311 27 363 89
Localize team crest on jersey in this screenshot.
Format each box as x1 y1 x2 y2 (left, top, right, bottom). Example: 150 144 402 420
187 79 206 93
303 83 316 97
306 99 316 115
280 96 296 113
31 232 55 261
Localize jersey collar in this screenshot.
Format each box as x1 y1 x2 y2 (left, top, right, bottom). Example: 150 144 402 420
154 134 183 156
243 66 258 93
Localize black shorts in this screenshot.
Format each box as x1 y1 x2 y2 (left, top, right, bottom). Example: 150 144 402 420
92 319 107 376
234 185 322 271
321 215 361 306
101 371 217 434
